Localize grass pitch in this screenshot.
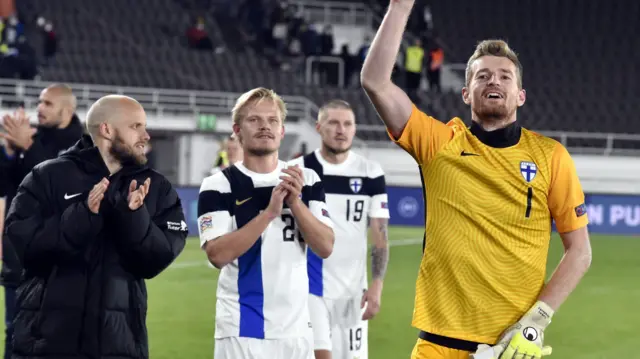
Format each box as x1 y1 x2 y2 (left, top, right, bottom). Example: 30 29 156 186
1 226 636 358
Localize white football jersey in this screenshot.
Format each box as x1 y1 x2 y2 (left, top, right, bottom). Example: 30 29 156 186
197 161 334 340
289 150 390 299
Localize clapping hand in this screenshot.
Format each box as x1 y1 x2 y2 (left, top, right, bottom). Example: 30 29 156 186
87 178 109 214
265 185 288 220
0 109 36 150
279 165 304 206
127 178 151 211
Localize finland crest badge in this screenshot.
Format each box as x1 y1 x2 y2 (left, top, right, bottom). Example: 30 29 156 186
349 178 363 193
520 161 537 183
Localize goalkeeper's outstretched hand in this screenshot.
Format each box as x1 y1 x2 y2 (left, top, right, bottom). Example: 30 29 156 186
469 301 554 359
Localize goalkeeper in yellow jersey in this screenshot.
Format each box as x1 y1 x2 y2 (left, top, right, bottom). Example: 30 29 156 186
361 1 593 359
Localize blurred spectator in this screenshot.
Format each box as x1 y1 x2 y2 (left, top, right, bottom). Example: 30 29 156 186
427 38 443 93
319 25 336 85
271 6 288 55
0 84 84 359
319 25 334 56
287 7 304 41
37 17 58 65
209 134 243 176
404 38 425 103
300 23 319 56
186 17 214 51
0 37 38 80
339 44 355 88
2 15 21 47
291 141 308 159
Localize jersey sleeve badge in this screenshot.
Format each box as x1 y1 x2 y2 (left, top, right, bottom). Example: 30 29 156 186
574 203 587 217
199 215 213 233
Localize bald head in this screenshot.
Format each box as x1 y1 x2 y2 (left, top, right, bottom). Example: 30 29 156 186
37 84 77 128
87 94 150 167
86 95 144 138
45 84 77 110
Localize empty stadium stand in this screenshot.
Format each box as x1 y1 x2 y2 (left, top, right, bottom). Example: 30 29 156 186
428 0 640 134
12 0 640 143
15 0 391 139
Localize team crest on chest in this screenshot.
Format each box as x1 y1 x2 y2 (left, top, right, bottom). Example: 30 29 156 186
349 178 363 193
520 161 537 183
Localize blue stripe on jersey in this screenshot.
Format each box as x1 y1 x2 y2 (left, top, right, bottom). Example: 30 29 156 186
307 249 323 296
237 237 265 338
303 153 325 297
222 165 266 339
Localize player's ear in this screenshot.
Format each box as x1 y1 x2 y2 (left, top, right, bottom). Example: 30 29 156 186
517 88 526 107
315 121 321 133
99 122 113 140
462 87 471 105
232 122 240 135
280 124 285 139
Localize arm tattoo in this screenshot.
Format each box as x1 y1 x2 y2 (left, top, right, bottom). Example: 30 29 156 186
371 221 389 280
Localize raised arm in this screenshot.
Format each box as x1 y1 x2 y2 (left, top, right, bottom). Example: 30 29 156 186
361 0 415 138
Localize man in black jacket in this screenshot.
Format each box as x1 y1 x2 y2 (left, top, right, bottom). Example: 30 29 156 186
0 84 83 359
3 94 188 359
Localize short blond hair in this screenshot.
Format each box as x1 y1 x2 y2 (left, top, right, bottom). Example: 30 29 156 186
231 87 287 124
465 39 523 88
317 99 353 123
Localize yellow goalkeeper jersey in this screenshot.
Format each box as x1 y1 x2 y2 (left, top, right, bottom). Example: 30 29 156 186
390 105 589 344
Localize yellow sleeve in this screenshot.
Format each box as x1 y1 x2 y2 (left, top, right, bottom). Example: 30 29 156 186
386 104 454 166
547 143 589 233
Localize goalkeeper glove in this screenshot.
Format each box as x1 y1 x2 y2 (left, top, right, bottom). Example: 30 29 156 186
470 301 554 359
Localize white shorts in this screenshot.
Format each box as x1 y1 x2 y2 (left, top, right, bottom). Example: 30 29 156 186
308 294 369 359
214 336 314 359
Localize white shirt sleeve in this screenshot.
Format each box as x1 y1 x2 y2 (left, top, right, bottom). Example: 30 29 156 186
367 163 391 219
303 168 334 229
197 174 234 248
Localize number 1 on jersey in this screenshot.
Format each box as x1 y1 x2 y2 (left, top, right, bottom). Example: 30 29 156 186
525 187 533 218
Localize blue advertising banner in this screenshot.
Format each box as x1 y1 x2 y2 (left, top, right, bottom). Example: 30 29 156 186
175 187 640 236
582 194 640 235
386 186 425 227
176 187 200 236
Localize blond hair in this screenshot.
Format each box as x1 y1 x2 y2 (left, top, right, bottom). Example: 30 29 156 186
317 99 353 123
465 39 523 88
231 87 287 124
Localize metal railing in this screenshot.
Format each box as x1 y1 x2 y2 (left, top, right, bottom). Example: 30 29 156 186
355 124 640 156
0 79 315 121
0 79 369 149
288 0 373 27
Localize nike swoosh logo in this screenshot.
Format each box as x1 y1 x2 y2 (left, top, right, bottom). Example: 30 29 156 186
460 150 480 156
64 193 82 200
235 197 252 206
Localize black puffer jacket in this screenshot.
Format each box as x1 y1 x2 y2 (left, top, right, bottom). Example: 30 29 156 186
4 135 188 359
1 114 84 287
